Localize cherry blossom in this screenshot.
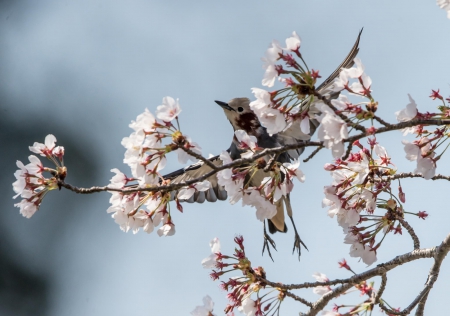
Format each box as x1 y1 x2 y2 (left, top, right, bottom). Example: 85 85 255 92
284 31 301 53
261 40 282 87
242 188 277 221
157 220 176 237
191 295 215 316
129 108 156 132
217 151 244 204
201 238 221 269
109 168 132 189
316 102 348 158
312 272 332 296
395 94 417 123
178 180 211 200
156 96 182 122
348 241 377 266
330 69 349 92
29 134 57 157
238 298 258 316
235 130 259 158
282 159 305 183
177 137 202 164
250 88 287 135
437 0 450 18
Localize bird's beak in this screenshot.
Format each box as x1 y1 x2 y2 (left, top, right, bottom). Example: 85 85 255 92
215 100 236 112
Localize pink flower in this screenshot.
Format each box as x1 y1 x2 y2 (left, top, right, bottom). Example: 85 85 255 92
235 130 259 158
156 96 182 122
29 134 57 157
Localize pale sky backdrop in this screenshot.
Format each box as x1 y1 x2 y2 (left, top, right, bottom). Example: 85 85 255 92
1 1 450 315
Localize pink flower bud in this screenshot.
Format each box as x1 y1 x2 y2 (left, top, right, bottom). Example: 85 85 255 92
398 186 406 203
417 211 428 220
366 126 377 135
353 139 363 149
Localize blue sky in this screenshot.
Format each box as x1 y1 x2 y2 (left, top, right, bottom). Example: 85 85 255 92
2 1 450 315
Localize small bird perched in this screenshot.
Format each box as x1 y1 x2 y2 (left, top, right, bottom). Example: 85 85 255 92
164 31 362 260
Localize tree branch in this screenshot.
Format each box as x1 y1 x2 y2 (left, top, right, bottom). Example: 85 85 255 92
256 234 450 316
176 144 218 170
396 216 420 250
303 145 324 163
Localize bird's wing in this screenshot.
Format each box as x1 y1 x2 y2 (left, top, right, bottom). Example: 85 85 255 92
164 154 228 203
277 29 363 160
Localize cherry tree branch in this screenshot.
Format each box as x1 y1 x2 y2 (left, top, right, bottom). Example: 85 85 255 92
176 143 218 170
388 172 450 182
303 145 324 163
396 216 420 250
374 273 387 304
58 117 450 196
372 114 393 127
255 233 450 315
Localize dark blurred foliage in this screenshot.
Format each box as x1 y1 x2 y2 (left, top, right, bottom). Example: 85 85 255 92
0 103 100 314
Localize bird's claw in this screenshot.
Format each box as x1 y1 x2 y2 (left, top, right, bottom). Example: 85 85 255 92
262 222 277 261
289 215 307 261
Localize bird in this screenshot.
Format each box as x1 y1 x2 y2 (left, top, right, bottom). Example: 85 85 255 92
163 30 362 260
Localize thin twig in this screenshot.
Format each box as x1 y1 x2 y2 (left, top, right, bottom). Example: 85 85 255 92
388 172 450 182
284 291 313 308
263 153 280 172
372 114 393 127
343 142 353 160
396 216 420 250
176 144 218 170
303 145 324 163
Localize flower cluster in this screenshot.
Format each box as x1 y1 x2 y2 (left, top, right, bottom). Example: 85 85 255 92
248 31 325 137
217 133 305 222
202 237 285 316
396 91 450 180
121 97 201 186
107 96 205 235
323 138 427 265
13 134 66 218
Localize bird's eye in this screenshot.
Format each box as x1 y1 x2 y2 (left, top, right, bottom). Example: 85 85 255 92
237 107 244 112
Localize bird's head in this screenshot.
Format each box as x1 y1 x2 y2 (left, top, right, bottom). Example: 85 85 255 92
215 98 262 136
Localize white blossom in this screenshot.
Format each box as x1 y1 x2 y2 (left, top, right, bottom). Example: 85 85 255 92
156 96 182 122
29 134 57 156
284 31 301 52
201 238 221 269
395 94 417 123
191 295 215 316
250 88 287 135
